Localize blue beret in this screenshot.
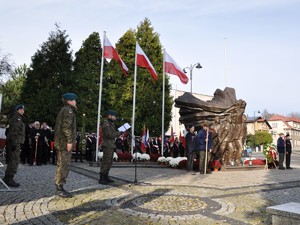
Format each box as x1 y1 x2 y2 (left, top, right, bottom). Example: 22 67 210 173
107 110 117 116
15 104 25 111
63 93 77 101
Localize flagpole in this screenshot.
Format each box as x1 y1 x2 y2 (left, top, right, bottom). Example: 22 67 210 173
96 31 105 162
161 49 166 157
132 41 138 184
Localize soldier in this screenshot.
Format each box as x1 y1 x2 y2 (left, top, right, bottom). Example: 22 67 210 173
99 110 120 185
3 104 25 187
54 93 77 198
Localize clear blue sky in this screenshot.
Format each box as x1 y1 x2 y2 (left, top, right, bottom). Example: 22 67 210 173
1 0 299 117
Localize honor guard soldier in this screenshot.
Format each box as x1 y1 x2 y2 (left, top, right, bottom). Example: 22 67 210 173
99 110 120 185
54 93 77 197
3 104 25 187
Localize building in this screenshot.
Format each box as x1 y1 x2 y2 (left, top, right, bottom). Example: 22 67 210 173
246 116 272 135
268 114 300 150
166 89 213 137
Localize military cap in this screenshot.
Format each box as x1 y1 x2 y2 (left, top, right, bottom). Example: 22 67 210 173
107 110 117 116
15 104 25 111
63 93 77 101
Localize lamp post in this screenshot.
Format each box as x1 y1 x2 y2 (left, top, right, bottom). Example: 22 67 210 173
253 110 260 151
183 63 202 93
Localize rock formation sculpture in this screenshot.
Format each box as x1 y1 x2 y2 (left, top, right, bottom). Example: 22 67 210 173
175 87 247 165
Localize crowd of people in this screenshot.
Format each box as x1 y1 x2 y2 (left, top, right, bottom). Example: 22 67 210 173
1 93 212 197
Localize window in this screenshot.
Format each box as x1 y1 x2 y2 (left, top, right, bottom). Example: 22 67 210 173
272 123 277 128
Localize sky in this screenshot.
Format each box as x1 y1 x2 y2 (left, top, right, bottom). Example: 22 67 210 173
0 0 299 117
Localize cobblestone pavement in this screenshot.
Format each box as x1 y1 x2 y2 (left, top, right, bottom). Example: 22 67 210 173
1 155 300 225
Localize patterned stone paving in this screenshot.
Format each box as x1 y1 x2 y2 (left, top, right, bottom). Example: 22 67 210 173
1 158 300 225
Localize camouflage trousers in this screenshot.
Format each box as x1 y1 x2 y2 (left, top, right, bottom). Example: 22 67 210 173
100 147 114 175
4 141 21 180
55 150 72 186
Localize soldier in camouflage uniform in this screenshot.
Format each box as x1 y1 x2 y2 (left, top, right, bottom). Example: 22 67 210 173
3 104 25 187
99 110 120 185
54 93 77 198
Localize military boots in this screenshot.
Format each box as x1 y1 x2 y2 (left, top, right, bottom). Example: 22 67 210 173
56 184 73 198
105 174 115 183
99 173 108 185
3 177 20 187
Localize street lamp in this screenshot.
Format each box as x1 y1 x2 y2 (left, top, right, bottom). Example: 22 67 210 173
183 63 202 93
253 110 260 150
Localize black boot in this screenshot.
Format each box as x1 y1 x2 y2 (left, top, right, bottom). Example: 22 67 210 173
3 175 20 187
3 177 20 187
56 184 73 198
99 173 108 185
105 174 115 183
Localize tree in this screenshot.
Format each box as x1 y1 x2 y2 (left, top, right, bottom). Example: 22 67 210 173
21 24 73 126
1 64 28 115
0 49 14 85
261 109 274 120
246 131 272 147
288 112 300 119
104 18 173 137
72 32 103 131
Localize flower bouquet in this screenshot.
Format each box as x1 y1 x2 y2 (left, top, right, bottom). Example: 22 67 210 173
117 152 132 162
209 159 222 171
263 143 278 168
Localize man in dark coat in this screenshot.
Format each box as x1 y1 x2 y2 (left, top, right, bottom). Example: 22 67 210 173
99 110 120 185
3 104 25 187
30 121 42 166
54 93 77 197
186 125 196 172
277 133 285 170
40 122 51 164
285 134 292 169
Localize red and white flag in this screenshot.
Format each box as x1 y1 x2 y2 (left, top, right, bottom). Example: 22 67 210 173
103 35 128 75
136 42 158 80
165 51 188 84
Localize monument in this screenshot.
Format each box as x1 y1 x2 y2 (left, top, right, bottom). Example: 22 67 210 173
175 87 247 166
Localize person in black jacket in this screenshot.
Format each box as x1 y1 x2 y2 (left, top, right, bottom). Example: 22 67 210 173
186 125 196 173
285 134 292 169
3 104 25 187
277 133 285 170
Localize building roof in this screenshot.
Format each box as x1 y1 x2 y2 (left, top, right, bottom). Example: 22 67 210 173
268 114 300 129
269 114 300 123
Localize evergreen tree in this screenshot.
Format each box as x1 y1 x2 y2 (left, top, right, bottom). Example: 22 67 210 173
106 18 172 137
134 18 172 137
73 32 102 131
21 24 73 126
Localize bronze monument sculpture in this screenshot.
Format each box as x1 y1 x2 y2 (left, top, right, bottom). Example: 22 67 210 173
175 87 247 166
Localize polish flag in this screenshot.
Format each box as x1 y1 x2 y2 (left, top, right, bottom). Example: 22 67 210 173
103 36 128 75
165 51 188 84
136 42 158 80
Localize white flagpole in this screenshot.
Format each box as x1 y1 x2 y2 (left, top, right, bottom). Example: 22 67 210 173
161 49 166 156
96 31 105 162
131 42 138 155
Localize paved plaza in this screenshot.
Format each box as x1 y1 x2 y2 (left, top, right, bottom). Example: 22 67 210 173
1 152 300 225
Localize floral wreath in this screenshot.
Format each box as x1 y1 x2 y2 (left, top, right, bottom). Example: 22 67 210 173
263 143 277 163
